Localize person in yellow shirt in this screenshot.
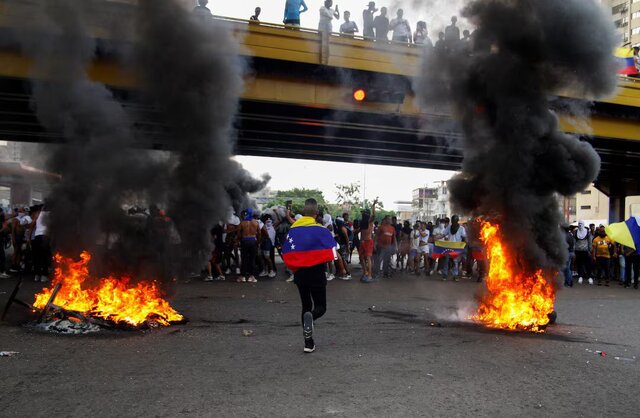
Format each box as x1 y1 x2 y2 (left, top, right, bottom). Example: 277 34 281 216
592 227 616 286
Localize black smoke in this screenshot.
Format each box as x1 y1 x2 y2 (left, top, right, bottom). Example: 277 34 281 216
416 0 617 272
11 0 268 277
134 0 269 268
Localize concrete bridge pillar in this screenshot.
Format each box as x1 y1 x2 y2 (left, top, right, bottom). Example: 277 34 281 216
608 196 626 224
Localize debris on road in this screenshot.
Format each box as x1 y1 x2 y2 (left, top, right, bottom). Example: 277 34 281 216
0 351 19 357
614 357 636 362
242 329 254 337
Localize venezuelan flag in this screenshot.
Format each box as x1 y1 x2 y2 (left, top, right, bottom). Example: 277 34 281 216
432 240 467 259
605 216 640 254
615 47 638 76
282 216 337 271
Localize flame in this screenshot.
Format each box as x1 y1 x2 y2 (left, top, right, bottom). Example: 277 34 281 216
33 252 183 327
473 222 555 333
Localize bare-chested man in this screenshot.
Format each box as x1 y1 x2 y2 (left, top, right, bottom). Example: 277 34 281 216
358 199 377 283
239 208 260 283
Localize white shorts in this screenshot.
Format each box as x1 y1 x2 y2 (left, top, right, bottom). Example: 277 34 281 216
418 245 429 254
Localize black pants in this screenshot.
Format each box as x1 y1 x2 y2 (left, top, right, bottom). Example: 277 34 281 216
625 254 640 286
296 283 326 325
240 240 257 277
575 251 591 279
32 235 51 277
595 257 610 282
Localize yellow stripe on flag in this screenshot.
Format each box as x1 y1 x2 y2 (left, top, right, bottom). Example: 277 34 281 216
605 222 635 249
435 240 467 249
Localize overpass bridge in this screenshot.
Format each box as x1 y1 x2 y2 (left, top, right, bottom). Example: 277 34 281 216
0 0 639 212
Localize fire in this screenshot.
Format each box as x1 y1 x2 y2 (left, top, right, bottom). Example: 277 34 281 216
33 252 183 327
473 222 555 332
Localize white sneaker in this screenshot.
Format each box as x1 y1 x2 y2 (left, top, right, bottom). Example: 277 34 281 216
235 268 241 275
268 271 276 278
327 274 335 281
340 274 352 281
34 275 40 282
40 276 49 283
286 275 294 283
204 275 214 282
247 276 258 283
237 277 246 283
588 278 594 285
215 275 226 281
0 272 10 279
259 270 268 277
578 277 583 285
225 268 231 275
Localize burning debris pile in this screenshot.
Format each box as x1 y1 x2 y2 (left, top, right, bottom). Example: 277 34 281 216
33 252 184 330
417 0 617 331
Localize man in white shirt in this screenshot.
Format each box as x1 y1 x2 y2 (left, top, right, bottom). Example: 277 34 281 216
319 0 339 33
389 9 411 44
442 215 466 281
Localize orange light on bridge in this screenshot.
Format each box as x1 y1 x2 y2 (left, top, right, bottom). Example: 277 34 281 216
353 89 366 102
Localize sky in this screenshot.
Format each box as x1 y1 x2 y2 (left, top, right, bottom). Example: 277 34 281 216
214 1 469 209
235 156 454 210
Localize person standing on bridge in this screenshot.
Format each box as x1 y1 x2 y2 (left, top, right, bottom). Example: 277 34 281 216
282 198 337 353
250 6 261 22
339 11 359 37
192 0 212 21
319 0 340 34
284 0 308 27
362 2 377 39
373 7 389 41
389 9 411 44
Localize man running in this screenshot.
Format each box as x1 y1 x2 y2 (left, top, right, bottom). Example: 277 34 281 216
282 198 337 353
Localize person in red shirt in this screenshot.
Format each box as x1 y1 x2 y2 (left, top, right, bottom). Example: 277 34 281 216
374 215 397 278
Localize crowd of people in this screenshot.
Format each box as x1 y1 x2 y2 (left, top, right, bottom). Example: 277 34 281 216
192 0 471 49
564 221 639 289
206 201 487 285
0 205 51 282
206 202 640 291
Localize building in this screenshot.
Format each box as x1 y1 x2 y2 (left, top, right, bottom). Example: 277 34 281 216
602 0 640 46
412 180 451 222
564 184 640 224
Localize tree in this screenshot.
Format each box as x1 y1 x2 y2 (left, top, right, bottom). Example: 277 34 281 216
264 188 328 214
335 183 361 207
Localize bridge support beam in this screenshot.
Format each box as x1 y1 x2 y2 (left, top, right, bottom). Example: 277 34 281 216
608 196 626 224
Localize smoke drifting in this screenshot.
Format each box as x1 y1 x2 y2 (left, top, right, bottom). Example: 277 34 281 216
416 0 617 271
11 0 267 276
135 0 268 267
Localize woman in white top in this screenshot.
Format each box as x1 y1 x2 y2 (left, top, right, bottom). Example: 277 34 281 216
319 0 339 33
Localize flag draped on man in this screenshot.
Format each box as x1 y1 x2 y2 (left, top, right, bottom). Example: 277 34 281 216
432 240 467 259
282 216 337 271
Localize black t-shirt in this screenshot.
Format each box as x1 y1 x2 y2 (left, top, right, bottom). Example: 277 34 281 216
294 263 327 286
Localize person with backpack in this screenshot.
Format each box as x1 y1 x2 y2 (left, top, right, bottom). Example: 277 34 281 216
573 220 593 285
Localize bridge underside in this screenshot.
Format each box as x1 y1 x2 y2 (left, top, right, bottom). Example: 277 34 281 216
1 76 639 197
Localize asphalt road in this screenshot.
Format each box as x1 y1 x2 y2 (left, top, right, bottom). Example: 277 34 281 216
0 265 638 418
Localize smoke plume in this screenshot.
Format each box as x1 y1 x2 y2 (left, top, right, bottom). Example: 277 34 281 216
134 0 269 268
416 0 617 272
11 0 268 276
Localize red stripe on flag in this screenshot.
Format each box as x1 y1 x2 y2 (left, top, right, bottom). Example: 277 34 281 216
283 248 335 270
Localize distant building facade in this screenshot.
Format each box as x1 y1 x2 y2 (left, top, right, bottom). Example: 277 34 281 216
602 0 640 46
412 180 451 222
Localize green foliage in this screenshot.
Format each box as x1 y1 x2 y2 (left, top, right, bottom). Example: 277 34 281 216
264 188 328 214
264 188 396 222
335 183 361 206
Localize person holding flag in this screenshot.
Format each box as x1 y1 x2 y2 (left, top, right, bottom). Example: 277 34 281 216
282 198 337 353
433 215 467 281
